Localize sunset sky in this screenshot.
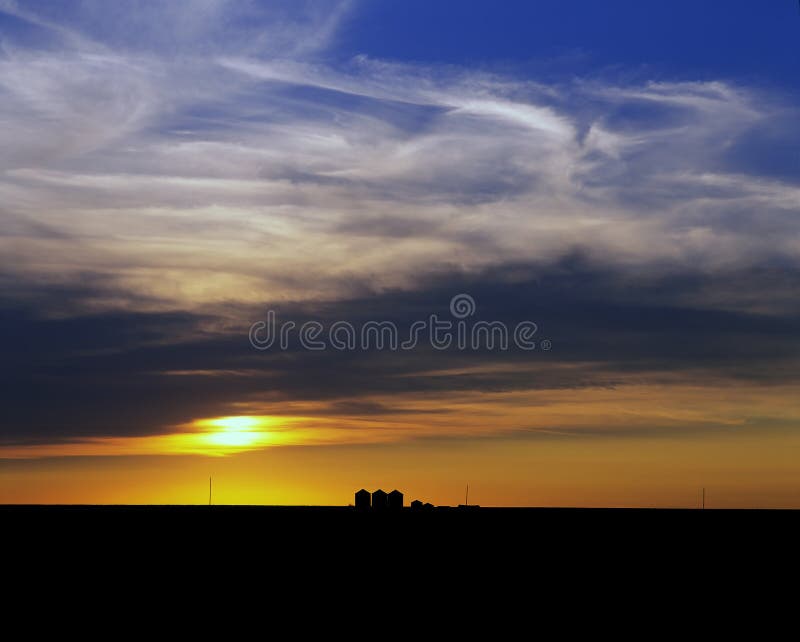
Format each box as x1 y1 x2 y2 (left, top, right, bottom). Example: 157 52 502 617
2 0 800 507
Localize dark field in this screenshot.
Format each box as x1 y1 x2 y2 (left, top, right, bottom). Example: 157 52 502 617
5 506 799 591
5 505 799 553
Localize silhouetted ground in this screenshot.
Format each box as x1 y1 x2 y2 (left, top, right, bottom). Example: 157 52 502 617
5 505 799 554
5 505 798 599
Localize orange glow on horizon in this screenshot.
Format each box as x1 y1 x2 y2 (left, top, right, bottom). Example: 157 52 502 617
3 427 800 508
1 379 800 508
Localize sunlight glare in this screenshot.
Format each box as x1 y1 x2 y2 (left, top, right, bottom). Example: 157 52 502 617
190 415 279 453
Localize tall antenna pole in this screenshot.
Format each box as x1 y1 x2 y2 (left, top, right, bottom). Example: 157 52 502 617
465 484 469 505
209 475 212 506
702 487 705 510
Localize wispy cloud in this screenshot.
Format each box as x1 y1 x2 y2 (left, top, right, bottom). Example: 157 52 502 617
1 4 797 311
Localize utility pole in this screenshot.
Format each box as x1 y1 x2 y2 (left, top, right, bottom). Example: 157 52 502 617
209 475 212 506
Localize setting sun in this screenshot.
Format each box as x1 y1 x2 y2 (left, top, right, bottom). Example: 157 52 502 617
195 415 275 432
194 416 276 450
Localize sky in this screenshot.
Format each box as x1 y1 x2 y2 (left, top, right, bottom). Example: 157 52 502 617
1 0 799 507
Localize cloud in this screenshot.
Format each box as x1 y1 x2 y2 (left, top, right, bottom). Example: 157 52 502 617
2 261 800 451
1 2 799 455
0 0 353 56
2 32 798 310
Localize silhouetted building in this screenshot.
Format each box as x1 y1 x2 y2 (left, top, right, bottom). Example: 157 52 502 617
410 500 423 510
423 503 435 510
388 489 403 510
355 489 370 510
372 489 388 511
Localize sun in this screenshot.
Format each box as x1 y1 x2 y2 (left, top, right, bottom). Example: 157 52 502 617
201 416 268 431
191 415 278 452
203 429 263 448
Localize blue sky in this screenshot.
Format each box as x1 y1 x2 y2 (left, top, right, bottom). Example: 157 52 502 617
341 1 799 86
4 1 798 82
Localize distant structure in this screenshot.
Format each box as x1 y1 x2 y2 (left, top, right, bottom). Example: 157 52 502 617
388 489 403 510
355 489 371 510
457 483 480 509
371 489 388 511
354 488 413 511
